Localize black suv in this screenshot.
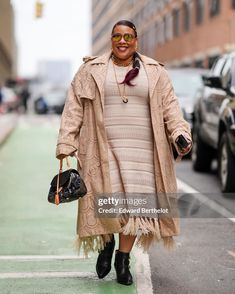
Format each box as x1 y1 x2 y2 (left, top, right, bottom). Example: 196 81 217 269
192 52 235 192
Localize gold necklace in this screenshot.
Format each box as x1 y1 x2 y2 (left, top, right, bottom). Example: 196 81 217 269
112 61 132 103
111 54 133 67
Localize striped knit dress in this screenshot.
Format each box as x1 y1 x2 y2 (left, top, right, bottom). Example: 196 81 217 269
104 58 161 249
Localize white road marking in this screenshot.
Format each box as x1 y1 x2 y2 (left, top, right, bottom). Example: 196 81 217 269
227 250 235 258
177 178 235 223
0 255 89 261
0 252 153 293
0 272 96 279
133 247 153 294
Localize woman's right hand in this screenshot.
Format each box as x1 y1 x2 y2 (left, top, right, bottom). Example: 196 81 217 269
57 151 76 160
57 154 67 160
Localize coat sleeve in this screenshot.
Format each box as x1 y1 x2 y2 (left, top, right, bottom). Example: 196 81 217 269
56 66 85 159
160 67 192 156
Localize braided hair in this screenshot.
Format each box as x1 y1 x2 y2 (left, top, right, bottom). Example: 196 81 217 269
112 20 141 87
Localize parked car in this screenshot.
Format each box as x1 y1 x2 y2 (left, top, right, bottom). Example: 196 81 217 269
0 87 20 113
168 68 209 129
34 89 66 114
192 52 235 192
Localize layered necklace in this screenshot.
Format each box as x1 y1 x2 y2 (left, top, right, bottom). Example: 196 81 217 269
111 55 133 103
111 54 133 67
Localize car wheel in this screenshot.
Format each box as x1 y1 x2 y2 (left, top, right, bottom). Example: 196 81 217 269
192 127 214 172
218 133 235 192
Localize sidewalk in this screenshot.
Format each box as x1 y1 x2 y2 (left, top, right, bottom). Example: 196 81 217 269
0 113 19 146
0 115 138 294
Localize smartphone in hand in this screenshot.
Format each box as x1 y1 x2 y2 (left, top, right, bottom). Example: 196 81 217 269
175 134 190 150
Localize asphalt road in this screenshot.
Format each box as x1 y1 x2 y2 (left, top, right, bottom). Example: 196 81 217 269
149 159 235 294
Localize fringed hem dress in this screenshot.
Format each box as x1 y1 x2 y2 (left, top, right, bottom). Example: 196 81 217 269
103 58 164 250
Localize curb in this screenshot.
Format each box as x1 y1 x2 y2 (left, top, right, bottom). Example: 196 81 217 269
0 113 19 146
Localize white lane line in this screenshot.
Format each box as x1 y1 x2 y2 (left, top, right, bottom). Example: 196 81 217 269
227 250 235 258
0 272 96 279
133 247 153 294
0 252 151 292
177 178 235 223
0 255 89 261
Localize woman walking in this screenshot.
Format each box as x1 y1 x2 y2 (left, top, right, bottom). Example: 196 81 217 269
56 20 192 286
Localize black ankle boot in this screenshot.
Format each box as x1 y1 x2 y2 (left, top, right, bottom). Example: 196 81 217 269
96 235 115 279
114 250 133 286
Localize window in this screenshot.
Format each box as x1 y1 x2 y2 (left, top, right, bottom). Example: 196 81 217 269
93 1 111 27
154 22 159 47
195 60 204 68
158 19 165 45
232 0 235 9
231 58 235 87
173 9 180 37
168 70 204 97
146 24 156 57
163 16 167 41
183 2 191 32
211 57 226 75
195 0 205 24
221 59 232 77
92 0 99 10
165 13 173 40
220 58 232 88
210 0 220 17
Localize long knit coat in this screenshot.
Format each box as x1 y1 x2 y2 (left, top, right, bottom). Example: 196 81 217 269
56 51 192 256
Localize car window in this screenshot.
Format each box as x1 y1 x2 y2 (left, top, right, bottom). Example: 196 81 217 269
45 91 65 104
221 58 232 88
168 71 203 97
231 58 235 87
211 57 226 76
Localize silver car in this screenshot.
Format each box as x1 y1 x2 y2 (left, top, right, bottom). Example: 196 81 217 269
167 68 209 129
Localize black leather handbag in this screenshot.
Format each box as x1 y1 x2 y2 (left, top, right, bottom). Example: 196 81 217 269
48 158 87 205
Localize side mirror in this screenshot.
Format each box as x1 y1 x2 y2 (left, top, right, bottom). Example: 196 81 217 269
203 76 222 89
201 74 208 83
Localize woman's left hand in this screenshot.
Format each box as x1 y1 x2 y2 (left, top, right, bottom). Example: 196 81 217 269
179 142 192 155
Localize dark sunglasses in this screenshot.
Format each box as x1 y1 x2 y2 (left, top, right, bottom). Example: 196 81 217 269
111 33 135 42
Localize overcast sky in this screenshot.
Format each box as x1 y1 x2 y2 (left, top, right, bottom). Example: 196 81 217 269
11 0 91 79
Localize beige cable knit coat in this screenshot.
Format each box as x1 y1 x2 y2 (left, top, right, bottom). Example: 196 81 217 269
56 51 192 256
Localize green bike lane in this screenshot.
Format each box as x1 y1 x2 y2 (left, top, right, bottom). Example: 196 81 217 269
0 116 137 294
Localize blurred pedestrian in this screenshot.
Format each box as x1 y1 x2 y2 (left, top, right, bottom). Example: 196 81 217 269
0 81 3 113
0 87 2 103
20 84 30 113
56 20 192 286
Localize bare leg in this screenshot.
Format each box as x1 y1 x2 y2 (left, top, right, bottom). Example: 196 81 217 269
119 233 136 253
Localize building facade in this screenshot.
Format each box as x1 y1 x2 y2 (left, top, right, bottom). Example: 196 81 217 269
92 0 235 68
0 0 17 83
